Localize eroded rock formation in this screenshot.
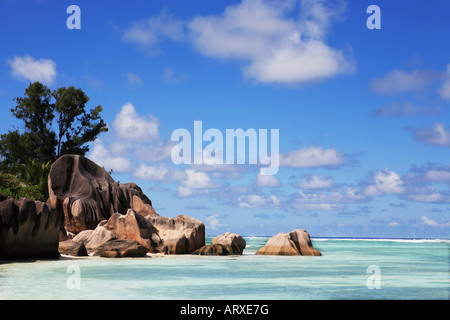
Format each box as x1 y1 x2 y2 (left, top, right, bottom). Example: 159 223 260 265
93 239 149 258
193 232 246 255
0 194 60 259
211 232 246 255
146 214 205 254
47 155 206 256
58 239 88 256
255 229 321 256
48 154 157 235
64 209 205 255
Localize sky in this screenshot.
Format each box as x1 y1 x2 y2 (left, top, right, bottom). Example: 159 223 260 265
0 0 449 238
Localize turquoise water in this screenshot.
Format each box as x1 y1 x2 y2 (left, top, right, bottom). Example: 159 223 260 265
0 237 448 300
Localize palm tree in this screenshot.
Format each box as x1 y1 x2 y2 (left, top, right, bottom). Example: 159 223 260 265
0 159 52 201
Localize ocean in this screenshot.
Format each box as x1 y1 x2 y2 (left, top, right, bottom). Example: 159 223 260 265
0 237 448 300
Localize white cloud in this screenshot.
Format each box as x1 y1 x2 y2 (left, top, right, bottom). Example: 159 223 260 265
205 214 227 230
291 185 370 211
438 82 450 100
425 170 450 183
399 165 450 204
343 186 368 201
112 103 160 143
295 203 340 211
125 72 143 88
292 190 343 210
438 64 450 100
280 146 344 168
189 162 246 180
134 164 168 181
421 216 439 227
177 170 220 198
298 175 333 189
133 164 226 198
88 103 175 175
255 174 281 187
161 67 188 83
133 163 186 182
122 11 184 49
371 64 450 101
371 102 440 118
134 141 175 162
288 165 450 210
182 169 220 189
421 216 450 227
370 69 433 95
364 169 405 196
389 221 399 227
88 140 133 173
412 123 450 148
408 191 444 203
238 194 281 208
178 186 199 198
7 55 57 85
188 0 354 85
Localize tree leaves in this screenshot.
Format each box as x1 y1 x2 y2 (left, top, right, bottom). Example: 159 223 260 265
1 81 108 165
0 82 108 201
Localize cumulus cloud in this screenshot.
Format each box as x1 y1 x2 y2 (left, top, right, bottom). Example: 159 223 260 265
133 163 186 182
369 69 434 95
132 163 225 198
125 72 143 88
291 185 368 211
388 221 399 227
403 185 448 204
364 169 405 196
280 146 344 168
387 164 450 204
425 170 450 183
88 140 133 173
404 164 450 184
189 162 246 180
188 0 354 85
288 164 450 211
255 174 281 187
370 102 440 118
298 175 334 189
438 64 450 100
122 11 184 49
7 55 57 84
183 170 220 189
370 64 450 102
112 103 160 143
161 67 188 83
407 191 445 203
421 216 439 227
238 194 281 208
177 170 220 197
411 123 450 148
87 102 175 176
88 102 244 194
134 141 175 162
206 214 227 230
421 216 450 227
291 190 343 210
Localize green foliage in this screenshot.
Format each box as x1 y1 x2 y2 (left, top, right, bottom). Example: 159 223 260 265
53 86 107 157
0 130 35 167
10 82 56 163
0 160 51 201
0 81 108 167
0 82 108 201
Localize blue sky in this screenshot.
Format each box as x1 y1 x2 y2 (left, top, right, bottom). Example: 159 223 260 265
1 0 449 238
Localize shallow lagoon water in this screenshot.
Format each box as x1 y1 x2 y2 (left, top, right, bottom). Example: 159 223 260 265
0 237 448 300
